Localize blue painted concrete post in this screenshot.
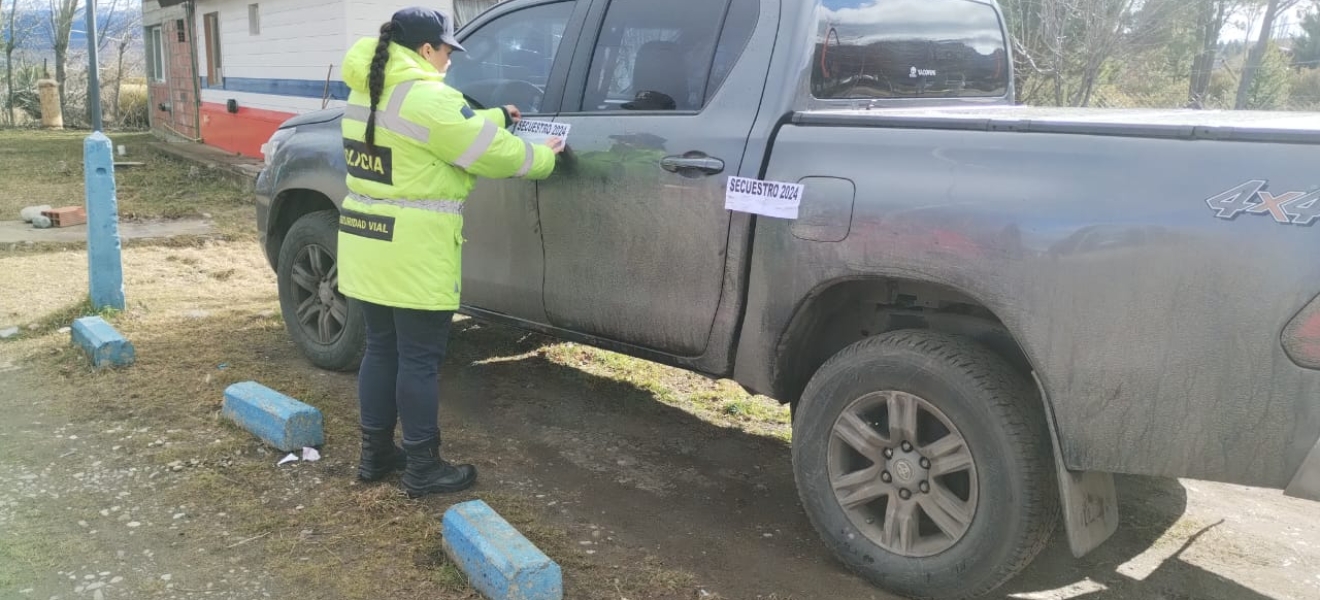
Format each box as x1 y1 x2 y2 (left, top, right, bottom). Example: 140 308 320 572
85 132 125 311
442 500 563 600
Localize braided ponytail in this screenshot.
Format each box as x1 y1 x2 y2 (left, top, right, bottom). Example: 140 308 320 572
365 21 396 154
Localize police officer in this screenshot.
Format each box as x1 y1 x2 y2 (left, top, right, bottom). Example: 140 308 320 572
338 6 565 498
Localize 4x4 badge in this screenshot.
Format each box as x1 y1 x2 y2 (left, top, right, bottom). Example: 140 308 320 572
1206 180 1320 226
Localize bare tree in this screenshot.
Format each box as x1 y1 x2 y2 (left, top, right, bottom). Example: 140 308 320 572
45 0 78 115
3 0 44 125
2 0 8 124
96 0 139 124
1006 0 1168 107
1004 0 1094 106
1188 1 1252 108
1235 0 1305 109
1070 0 1137 107
3 0 35 125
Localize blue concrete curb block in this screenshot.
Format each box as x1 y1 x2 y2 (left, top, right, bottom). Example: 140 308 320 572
442 500 562 600
71 316 134 368
221 381 324 452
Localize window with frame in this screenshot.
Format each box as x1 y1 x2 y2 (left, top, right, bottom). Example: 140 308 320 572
581 0 748 113
444 1 575 114
707 0 759 104
147 26 165 83
203 12 223 86
812 0 1009 100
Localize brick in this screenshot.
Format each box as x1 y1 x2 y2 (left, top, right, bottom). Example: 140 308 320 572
43 206 87 227
222 381 324 452
442 500 562 600
71 316 135 369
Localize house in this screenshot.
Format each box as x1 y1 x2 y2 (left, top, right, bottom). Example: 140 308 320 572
142 0 502 158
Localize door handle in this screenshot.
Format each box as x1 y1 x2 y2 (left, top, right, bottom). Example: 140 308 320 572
660 153 725 176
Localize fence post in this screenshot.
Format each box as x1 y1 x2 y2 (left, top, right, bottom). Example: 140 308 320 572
85 132 125 312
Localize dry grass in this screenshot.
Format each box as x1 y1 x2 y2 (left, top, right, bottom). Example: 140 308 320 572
540 343 792 442
0 240 273 332
0 129 255 252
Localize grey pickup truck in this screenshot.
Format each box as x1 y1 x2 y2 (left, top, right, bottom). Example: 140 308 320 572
254 0 1320 597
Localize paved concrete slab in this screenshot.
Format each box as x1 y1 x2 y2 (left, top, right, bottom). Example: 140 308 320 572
0 218 214 245
147 141 261 187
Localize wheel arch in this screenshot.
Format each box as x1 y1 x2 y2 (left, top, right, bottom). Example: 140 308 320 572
772 276 1036 408
265 188 338 271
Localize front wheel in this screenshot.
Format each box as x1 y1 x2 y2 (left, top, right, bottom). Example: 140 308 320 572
276 210 365 371
792 330 1059 600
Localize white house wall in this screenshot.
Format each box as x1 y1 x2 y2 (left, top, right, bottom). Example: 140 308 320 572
345 0 456 49
194 0 348 111
178 0 475 158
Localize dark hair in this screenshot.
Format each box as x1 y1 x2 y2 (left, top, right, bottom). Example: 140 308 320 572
364 21 397 154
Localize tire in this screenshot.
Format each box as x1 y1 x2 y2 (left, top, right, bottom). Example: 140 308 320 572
276 210 365 371
792 330 1058 600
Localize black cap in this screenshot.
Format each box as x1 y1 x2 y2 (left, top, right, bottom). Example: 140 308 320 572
390 6 465 52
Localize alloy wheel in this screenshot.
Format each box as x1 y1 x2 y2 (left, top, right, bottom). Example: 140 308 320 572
827 390 979 558
288 244 348 345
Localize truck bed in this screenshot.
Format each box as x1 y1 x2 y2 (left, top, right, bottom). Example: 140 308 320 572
796 106 1320 144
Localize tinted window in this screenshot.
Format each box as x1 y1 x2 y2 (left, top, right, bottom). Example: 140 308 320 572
812 0 1009 100
445 1 574 113
581 0 732 112
706 0 759 101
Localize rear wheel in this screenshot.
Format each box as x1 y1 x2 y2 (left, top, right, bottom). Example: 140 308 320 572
277 210 365 371
792 330 1058 600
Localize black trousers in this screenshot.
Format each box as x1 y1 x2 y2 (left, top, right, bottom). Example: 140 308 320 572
356 300 454 444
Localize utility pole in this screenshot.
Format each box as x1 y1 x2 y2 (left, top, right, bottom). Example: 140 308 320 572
85 0 102 131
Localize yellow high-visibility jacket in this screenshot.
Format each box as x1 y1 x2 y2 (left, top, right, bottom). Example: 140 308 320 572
337 37 557 311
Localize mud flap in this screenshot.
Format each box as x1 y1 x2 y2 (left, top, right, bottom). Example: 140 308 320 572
1033 373 1120 558
1053 461 1120 557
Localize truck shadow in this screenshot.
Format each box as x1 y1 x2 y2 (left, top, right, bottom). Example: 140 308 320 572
1004 477 1274 600
437 319 1279 600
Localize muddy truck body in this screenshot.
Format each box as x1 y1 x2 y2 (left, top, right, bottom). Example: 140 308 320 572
254 0 1320 597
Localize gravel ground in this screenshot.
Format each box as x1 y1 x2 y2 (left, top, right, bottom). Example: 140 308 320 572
0 392 281 599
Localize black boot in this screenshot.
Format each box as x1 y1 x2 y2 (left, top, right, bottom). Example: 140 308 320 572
401 438 477 497
357 428 407 482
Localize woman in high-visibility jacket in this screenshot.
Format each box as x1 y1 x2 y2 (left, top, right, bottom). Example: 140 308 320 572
338 6 564 498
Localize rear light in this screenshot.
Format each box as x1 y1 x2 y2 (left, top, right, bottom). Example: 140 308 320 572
1283 294 1320 369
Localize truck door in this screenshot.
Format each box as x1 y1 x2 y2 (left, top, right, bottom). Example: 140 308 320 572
444 0 586 323
536 0 765 357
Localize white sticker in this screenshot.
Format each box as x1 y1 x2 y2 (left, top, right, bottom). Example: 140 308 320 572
513 119 571 146
724 176 803 220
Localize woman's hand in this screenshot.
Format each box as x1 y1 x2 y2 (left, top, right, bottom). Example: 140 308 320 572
544 137 566 154
504 105 522 122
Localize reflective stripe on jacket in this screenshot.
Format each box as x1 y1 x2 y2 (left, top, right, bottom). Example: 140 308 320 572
337 37 557 311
